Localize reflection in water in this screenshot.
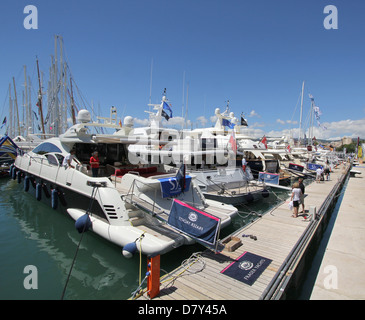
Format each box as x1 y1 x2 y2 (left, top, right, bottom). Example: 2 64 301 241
0 176 296 299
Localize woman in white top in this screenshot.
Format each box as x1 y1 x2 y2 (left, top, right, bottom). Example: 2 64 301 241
290 182 302 218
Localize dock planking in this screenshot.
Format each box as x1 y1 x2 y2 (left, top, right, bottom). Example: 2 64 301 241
134 163 350 300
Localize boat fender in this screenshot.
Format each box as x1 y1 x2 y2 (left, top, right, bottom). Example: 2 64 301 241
122 242 137 259
245 192 254 203
12 167 17 180
24 176 30 192
57 190 67 207
9 164 14 177
42 184 50 198
51 189 58 209
262 188 270 198
17 170 22 184
30 177 36 189
75 214 92 233
36 183 42 201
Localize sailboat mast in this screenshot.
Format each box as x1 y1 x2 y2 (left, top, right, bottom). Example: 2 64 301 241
12 77 20 137
299 81 304 146
70 77 76 125
36 58 46 137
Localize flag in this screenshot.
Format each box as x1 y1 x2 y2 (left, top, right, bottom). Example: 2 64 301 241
222 118 235 129
240 116 248 126
162 101 173 120
229 129 237 153
286 145 291 153
119 119 122 127
175 162 186 193
32 111 38 121
0 117 6 129
260 136 267 149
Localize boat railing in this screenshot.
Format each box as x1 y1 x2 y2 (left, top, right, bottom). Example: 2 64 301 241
125 178 162 217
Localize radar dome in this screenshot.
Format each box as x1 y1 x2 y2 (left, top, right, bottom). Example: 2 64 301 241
77 109 92 123
124 116 134 127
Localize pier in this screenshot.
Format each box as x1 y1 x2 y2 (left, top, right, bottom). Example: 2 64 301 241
134 163 352 300
310 165 365 299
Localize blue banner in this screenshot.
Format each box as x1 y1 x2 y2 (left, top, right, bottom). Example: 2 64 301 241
168 199 220 246
258 172 279 185
158 175 191 198
307 163 323 171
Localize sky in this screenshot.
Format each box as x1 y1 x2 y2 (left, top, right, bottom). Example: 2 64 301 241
1 0 365 141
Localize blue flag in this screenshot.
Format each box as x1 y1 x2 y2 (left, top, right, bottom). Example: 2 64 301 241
163 101 173 119
222 118 235 129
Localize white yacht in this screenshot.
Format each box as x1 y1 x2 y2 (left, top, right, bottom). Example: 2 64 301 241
12 107 237 257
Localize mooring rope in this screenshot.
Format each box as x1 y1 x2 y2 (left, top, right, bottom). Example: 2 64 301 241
60 186 98 300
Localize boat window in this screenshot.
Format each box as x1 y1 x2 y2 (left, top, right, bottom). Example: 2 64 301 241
45 154 59 166
32 142 62 155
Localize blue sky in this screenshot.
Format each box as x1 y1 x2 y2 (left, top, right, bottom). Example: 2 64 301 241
1 0 365 140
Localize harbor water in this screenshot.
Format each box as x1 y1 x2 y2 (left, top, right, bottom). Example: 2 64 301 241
0 176 293 300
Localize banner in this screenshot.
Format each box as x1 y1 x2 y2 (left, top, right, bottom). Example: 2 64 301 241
258 172 279 185
158 175 191 198
168 199 220 246
307 163 323 171
288 163 304 172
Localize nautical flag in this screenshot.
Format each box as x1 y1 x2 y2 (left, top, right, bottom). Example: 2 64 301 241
240 116 248 126
222 118 235 129
0 117 6 129
260 136 268 149
119 119 122 127
286 145 291 153
162 101 173 120
32 111 38 121
175 162 186 193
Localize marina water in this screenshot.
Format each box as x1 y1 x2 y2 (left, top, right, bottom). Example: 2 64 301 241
0 176 291 300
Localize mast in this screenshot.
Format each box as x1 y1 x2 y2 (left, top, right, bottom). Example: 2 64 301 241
12 77 20 137
299 81 304 146
70 77 76 125
24 65 29 136
9 83 13 137
36 58 46 137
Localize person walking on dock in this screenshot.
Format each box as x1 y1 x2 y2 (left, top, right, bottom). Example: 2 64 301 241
298 177 305 214
290 182 302 218
316 167 323 183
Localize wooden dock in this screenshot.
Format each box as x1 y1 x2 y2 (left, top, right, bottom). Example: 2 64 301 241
134 163 350 300
310 164 365 299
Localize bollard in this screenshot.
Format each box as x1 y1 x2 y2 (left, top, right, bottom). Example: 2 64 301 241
147 254 160 299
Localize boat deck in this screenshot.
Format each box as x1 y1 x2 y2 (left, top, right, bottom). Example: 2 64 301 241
133 163 350 300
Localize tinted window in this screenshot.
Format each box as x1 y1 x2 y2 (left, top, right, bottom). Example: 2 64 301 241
32 143 62 155
45 154 59 166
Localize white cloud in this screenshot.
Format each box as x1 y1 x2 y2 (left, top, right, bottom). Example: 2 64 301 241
196 116 208 127
276 119 285 125
249 110 260 118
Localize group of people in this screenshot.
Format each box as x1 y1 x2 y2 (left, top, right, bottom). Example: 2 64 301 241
62 149 100 177
316 165 331 183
